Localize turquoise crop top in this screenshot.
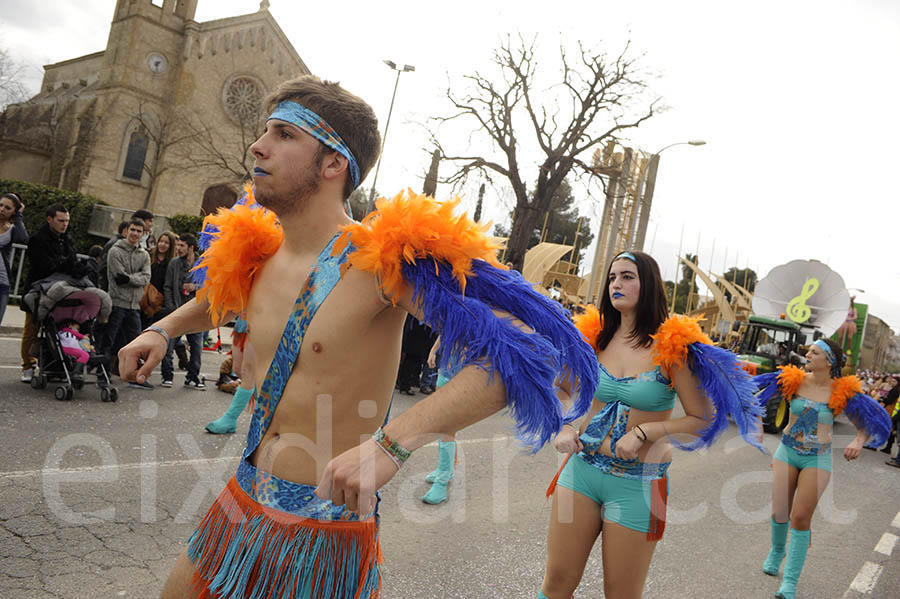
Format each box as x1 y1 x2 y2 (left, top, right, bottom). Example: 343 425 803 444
790 396 834 426
594 363 676 412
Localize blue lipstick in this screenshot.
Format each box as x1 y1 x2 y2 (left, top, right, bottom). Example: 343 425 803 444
253 167 269 176
612 292 624 299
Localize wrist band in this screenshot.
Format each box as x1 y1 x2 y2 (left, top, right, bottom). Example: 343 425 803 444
634 424 648 443
372 439 403 470
142 325 170 346
372 427 411 467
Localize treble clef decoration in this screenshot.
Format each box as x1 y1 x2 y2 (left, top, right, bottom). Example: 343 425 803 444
786 278 819 323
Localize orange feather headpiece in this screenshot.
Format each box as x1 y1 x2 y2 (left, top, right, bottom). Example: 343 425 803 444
193 185 283 325
333 189 504 302
573 304 603 350
651 315 712 377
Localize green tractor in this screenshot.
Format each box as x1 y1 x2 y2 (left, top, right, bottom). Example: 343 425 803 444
735 315 818 433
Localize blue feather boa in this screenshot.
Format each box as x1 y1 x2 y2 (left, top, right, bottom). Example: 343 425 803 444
404 258 598 451
845 393 892 447
676 343 765 452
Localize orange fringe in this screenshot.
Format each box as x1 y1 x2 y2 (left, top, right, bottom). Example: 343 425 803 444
647 476 667 541
651 315 712 379
830 375 863 416
776 365 805 400
191 476 381 599
193 185 283 325
545 454 572 499
573 304 603 350
333 189 504 303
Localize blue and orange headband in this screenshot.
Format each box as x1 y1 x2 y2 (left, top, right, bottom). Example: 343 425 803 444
267 101 361 189
615 251 636 262
814 339 836 365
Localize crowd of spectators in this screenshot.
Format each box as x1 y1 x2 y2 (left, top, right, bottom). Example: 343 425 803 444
1 192 207 392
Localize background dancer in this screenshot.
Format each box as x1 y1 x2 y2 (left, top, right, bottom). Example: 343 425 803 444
205 318 255 434
119 74 598 599
421 336 456 505
754 339 890 599
540 250 763 599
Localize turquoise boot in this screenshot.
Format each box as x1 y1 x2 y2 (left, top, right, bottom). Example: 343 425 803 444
422 440 456 504
775 528 810 599
538 593 549 599
763 518 789 575
205 386 253 434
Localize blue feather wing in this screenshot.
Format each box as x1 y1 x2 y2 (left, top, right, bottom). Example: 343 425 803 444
192 192 253 286
844 393 892 446
674 343 765 452
752 371 782 409
404 259 599 452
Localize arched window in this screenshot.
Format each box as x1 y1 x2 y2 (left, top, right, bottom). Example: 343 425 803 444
122 127 148 181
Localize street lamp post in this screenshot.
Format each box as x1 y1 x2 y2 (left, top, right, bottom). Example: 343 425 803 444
365 60 415 215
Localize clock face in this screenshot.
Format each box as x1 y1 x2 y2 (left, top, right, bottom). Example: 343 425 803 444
147 52 168 73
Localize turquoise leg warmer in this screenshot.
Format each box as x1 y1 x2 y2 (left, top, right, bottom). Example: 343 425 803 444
205 386 253 434
425 439 456 483
538 593 550 599
422 440 456 505
763 517 789 575
775 528 810 599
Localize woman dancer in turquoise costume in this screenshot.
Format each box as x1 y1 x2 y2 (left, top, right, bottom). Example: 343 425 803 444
540 250 764 599
754 338 890 599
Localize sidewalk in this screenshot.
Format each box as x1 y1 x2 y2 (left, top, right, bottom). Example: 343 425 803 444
0 306 233 347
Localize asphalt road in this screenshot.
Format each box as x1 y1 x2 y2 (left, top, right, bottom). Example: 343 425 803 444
1 334 898 598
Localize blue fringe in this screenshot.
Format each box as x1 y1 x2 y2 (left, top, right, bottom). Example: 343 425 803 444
404 259 598 452
752 371 783 409
672 343 765 452
844 392 892 447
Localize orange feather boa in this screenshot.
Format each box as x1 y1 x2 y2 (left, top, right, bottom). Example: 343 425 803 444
651 315 713 377
332 189 504 302
773 365 860 416
193 186 283 325
573 304 603 350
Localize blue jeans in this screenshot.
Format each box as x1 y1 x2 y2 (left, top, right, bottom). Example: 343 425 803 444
0 284 9 326
162 332 203 381
106 307 142 361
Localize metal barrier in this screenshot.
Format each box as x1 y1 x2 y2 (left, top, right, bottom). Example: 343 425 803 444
8 243 89 301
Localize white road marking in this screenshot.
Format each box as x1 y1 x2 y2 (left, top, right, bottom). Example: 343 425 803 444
873 532 898 556
892 511 900 530
848 562 883 594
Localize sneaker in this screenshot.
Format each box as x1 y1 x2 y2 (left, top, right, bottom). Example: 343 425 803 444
160 378 173 388
886 460 900 469
184 377 206 390
128 381 155 390
20 368 33 383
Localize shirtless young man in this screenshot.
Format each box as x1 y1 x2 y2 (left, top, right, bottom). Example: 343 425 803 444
119 75 596 599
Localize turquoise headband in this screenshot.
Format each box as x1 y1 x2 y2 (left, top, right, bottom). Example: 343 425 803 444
615 251 636 262
267 101 361 188
814 339 836 365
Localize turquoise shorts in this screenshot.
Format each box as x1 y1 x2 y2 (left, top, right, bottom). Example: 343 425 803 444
556 453 667 534
774 441 832 473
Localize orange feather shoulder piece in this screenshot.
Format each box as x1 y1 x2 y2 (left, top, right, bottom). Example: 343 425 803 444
775 365 805 400
651 315 712 375
829 375 863 416
332 189 504 302
573 304 603 350
193 186 283 325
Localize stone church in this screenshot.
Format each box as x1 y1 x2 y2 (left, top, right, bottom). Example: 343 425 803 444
0 0 308 219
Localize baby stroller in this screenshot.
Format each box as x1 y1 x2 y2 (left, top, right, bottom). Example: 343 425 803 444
23 277 118 402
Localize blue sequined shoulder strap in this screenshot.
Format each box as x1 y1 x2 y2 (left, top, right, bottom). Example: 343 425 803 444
242 234 354 459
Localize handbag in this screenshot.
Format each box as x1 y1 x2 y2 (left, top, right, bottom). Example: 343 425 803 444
139 283 164 316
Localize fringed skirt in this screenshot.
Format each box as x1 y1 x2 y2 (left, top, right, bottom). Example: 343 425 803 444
187 474 381 599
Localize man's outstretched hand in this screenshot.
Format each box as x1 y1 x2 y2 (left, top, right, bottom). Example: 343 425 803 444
315 439 400 516
118 332 168 383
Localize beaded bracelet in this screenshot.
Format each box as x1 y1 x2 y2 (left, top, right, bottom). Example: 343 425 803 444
372 427 411 468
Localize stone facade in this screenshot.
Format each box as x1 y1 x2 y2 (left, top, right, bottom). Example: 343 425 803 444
0 0 309 218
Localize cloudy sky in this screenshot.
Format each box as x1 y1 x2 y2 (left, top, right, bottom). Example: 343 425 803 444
3 0 899 330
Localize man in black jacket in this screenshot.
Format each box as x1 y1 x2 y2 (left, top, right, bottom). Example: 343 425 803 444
20 203 77 383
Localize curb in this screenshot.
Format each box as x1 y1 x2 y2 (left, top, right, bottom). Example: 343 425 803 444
0 327 22 336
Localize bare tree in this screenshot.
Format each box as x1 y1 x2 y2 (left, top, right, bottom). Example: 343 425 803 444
171 106 263 182
429 35 659 269
0 48 29 109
